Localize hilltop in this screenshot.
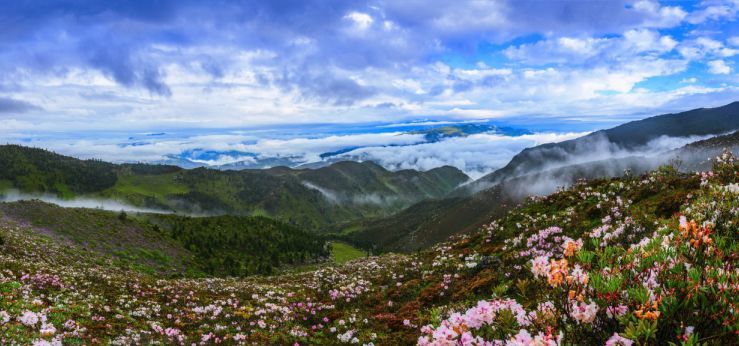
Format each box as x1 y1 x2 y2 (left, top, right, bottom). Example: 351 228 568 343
0 146 468 232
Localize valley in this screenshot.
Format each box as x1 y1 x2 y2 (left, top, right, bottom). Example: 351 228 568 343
1 103 738 345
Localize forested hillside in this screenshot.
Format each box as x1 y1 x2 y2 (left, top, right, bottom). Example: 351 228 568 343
0 145 468 232
349 127 739 253
0 200 328 277
0 145 117 196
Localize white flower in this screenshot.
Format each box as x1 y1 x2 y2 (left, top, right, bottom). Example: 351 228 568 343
19 310 39 327
0 311 10 324
40 322 57 336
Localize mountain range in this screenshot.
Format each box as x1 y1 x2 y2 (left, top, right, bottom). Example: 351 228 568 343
0 146 468 231
345 102 739 251
158 123 531 170
1 102 738 251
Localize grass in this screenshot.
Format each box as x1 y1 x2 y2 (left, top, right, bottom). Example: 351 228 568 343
339 224 362 235
105 173 188 198
100 172 189 206
330 241 366 264
0 179 13 192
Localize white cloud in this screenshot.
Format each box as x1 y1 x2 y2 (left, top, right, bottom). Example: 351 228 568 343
1 131 427 165
678 37 738 60
344 11 374 30
0 0 735 140
707 60 732 74
632 0 688 27
340 132 589 178
687 2 738 24
504 30 677 65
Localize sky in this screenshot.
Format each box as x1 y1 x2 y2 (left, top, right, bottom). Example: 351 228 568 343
0 0 738 176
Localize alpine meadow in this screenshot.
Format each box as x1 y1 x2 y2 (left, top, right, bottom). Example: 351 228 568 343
1 1 738 345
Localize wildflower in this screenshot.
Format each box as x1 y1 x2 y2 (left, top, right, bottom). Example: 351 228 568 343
634 301 660 321
508 329 533 345
531 256 550 278
605 305 628 318
562 237 583 257
605 333 633 346
567 265 589 285
19 310 39 327
680 326 695 341
0 311 9 324
570 301 598 324
40 322 57 337
547 259 568 287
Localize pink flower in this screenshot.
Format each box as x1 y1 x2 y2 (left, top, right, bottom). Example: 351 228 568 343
508 329 533 345
531 256 551 278
0 311 9 324
569 265 589 285
679 215 688 230
605 333 633 346
570 301 598 324
606 305 628 318
19 310 39 327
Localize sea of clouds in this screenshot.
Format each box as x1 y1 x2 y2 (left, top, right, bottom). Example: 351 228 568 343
4 130 589 179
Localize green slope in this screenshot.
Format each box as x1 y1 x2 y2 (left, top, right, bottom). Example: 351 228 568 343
0 200 328 277
0 146 469 232
348 129 739 253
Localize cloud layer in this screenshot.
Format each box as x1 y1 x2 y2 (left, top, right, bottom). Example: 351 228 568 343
0 0 736 135
1 126 591 177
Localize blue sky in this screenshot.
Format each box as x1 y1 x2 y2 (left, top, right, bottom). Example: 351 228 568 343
0 0 737 174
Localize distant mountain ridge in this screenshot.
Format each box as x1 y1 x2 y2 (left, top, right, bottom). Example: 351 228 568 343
0 145 469 231
464 101 739 193
347 101 739 252
409 123 532 142
1 102 737 252
160 123 531 170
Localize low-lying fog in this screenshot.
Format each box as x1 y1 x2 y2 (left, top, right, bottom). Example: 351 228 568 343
0 190 173 214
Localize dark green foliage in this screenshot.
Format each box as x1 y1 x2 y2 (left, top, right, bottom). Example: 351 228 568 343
149 214 329 276
0 145 117 195
0 144 471 233
169 191 231 213
122 163 182 175
0 200 328 277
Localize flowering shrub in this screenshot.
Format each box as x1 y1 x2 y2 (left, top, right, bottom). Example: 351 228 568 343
0 151 737 344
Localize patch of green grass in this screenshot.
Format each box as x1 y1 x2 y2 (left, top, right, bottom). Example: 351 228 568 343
0 179 13 192
331 242 365 264
106 173 188 199
339 224 362 235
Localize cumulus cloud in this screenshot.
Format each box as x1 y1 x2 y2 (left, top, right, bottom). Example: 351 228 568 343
0 0 735 137
707 60 732 74
504 29 678 65
687 0 738 24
